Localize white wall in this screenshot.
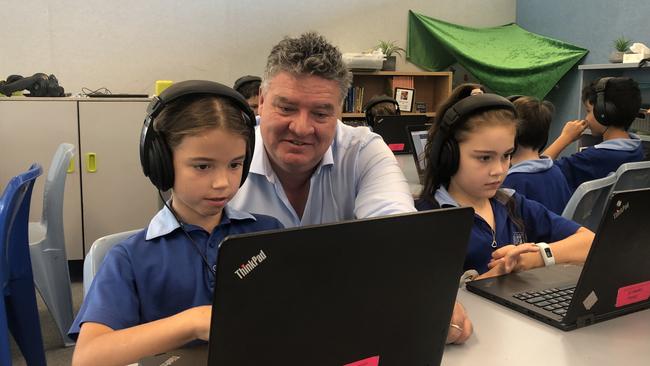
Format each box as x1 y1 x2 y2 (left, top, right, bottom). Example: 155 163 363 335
0 0 516 95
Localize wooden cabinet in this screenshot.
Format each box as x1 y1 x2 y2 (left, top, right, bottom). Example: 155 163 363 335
342 71 452 120
0 97 158 259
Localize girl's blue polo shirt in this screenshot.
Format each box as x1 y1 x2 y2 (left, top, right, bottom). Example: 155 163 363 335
502 157 572 215
555 134 644 191
68 205 283 340
416 187 580 274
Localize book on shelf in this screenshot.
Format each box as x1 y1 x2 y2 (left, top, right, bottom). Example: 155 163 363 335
344 86 365 113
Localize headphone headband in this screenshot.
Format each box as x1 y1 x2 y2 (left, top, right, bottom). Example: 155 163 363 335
363 95 401 126
233 75 262 93
140 80 257 191
429 93 516 184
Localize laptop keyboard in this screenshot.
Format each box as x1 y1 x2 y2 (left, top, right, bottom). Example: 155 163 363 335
513 285 575 316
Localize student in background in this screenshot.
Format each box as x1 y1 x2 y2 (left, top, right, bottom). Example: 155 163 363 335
362 94 400 128
69 81 283 366
502 96 572 215
416 89 594 279
233 75 262 114
544 77 644 191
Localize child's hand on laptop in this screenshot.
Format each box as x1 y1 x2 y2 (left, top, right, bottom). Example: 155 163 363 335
480 244 540 279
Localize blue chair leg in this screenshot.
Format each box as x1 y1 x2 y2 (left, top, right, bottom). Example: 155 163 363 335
6 277 46 366
0 295 12 366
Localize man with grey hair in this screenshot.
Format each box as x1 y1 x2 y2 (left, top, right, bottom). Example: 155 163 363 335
231 31 414 227
230 32 472 344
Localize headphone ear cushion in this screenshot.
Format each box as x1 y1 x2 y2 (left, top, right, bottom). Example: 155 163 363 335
438 139 460 179
147 134 175 191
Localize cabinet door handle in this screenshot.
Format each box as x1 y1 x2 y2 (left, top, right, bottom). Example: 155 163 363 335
86 153 97 173
67 157 75 173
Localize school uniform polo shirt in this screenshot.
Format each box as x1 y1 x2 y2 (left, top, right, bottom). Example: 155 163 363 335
229 121 416 228
416 187 580 274
68 205 282 340
555 134 644 191
502 157 572 215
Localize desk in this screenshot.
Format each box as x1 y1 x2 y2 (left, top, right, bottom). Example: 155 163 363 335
444 289 650 366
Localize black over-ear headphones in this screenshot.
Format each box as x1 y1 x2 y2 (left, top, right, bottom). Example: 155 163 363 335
506 95 524 103
429 93 516 180
0 73 64 97
140 80 257 192
233 75 261 93
363 95 401 126
594 77 617 126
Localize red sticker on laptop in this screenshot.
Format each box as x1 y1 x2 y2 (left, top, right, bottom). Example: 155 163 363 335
344 356 380 366
615 280 650 308
387 143 405 152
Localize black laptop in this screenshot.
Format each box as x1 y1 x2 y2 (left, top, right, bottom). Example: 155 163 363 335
373 115 429 154
140 207 473 366
467 188 650 331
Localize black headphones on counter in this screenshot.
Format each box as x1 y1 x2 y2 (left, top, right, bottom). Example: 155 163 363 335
0 73 65 97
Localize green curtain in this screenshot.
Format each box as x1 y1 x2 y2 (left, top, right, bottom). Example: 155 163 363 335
407 10 588 99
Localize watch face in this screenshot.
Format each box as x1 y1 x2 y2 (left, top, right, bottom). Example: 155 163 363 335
544 247 553 258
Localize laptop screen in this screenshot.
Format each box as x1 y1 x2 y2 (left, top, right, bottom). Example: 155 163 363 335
406 124 431 174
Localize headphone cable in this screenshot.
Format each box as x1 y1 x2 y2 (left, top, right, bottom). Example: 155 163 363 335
157 190 217 278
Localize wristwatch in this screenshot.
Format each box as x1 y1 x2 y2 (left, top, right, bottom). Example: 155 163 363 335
535 242 555 266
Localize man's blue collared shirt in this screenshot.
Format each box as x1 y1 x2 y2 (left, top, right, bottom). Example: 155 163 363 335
229 121 416 227
68 205 282 339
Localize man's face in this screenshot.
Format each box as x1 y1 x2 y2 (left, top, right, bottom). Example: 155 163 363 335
259 72 341 176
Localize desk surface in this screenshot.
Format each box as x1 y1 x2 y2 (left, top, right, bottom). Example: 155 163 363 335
444 289 650 366
138 289 650 366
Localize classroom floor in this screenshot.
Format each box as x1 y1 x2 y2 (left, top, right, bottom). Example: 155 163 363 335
10 277 83 366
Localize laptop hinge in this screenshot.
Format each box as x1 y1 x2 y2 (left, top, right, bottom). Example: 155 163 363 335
576 314 596 328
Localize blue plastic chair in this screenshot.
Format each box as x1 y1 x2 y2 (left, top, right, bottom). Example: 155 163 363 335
0 164 46 366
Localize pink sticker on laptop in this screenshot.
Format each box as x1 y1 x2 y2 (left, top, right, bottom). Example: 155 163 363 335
615 280 650 308
387 143 405 152
344 356 380 366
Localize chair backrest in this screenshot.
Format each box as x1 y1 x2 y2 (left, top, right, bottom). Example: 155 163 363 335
561 173 617 232
83 229 141 296
40 143 75 232
1 164 43 287
612 160 650 192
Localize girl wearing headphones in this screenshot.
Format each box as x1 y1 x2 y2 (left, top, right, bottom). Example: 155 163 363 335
69 81 283 365
416 84 594 280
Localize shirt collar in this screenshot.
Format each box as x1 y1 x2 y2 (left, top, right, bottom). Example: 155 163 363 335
434 186 515 208
249 122 337 180
434 186 460 207
508 156 554 175
594 133 641 151
145 204 255 240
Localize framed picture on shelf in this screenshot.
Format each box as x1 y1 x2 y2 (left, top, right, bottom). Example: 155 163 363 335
394 87 415 112
414 102 427 113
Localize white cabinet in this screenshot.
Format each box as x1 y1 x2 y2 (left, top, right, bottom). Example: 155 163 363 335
78 100 159 254
0 97 158 259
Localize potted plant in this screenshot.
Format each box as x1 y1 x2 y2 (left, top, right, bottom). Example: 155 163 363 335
375 40 406 71
609 36 632 63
